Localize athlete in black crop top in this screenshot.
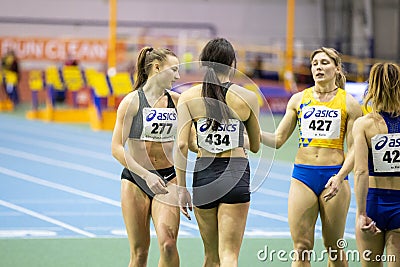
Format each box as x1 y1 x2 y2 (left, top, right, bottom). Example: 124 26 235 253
111 47 182 267
175 38 260 267
129 88 176 139
194 82 245 152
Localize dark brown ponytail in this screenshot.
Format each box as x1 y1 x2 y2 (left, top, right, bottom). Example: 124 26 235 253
132 47 177 91
200 38 236 130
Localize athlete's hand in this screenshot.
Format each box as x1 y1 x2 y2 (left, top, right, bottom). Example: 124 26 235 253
357 214 381 235
178 188 192 220
144 173 169 195
323 174 341 201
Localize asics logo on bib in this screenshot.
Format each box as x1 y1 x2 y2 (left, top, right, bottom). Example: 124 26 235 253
146 109 177 122
303 107 339 119
374 136 400 150
199 122 237 132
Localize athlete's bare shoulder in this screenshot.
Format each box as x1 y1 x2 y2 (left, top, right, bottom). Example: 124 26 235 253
286 90 304 110
179 84 202 101
344 91 363 118
117 90 139 116
229 83 253 95
226 83 257 103
344 91 359 105
166 89 180 104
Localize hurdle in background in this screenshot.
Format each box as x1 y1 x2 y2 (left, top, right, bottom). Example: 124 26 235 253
88 70 133 131
26 65 134 131
26 65 90 123
0 70 18 111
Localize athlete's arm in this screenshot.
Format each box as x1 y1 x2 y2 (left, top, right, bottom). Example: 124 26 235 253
244 90 261 153
353 117 369 215
188 125 199 153
111 93 139 169
323 94 363 201
336 94 363 180
174 92 193 219
353 117 379 233
111 93 168 194
171 90 198 153
261 93 300 148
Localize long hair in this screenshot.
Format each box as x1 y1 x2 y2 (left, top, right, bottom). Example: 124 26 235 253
310 47 346 89
132 46 177 90
364 62 400 115
200 38 237 130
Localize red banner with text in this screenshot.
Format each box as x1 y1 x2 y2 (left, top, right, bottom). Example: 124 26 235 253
0 37 127 62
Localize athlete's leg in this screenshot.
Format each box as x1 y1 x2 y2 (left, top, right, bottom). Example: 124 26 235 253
355 224 384 267
121 179 151 267
194 207 220 267
385 228 400 267
288 178 319 267
319 180 350 267
217 202 250 267
152 178 180 267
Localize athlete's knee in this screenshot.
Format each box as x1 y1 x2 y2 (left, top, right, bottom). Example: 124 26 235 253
292 240 314 262
129 248 149 267
204 254 220 266
323 237 344 250
219 252 238 266
203 247 220 265
159 238 178 257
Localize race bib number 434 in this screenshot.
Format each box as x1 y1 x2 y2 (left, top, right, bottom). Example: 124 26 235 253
196 118 240 153
371 133 400 173
300 106 341 139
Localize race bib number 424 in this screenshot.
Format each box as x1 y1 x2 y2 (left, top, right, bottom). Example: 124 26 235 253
300 106 341 139
371 133 400 173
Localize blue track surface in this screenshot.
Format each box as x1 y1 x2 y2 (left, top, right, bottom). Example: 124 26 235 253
0 113 357 239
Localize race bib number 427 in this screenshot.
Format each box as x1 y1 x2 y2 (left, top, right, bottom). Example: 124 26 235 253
300 106 341 139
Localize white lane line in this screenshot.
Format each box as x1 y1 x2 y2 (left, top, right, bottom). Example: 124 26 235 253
0 122 109 147
249 209 356 239
244 230 291 237
256 188 289 198
0 230 57 238
1 165 352 235
255 187 356 214
266 172 291 181
249 209 288 222
0 147 118 181
0 199 96 238
0 167 120 206
0 133 113 162
0 166 199 231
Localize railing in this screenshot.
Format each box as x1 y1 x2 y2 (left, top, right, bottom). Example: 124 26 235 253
1 35 398 87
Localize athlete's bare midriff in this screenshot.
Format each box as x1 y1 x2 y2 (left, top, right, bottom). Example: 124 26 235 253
295 146 345 166
197 147 247 158
127 139 174 170
369 176 400 190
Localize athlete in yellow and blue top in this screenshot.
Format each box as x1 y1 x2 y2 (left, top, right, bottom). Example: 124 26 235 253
297 87 347 150
261 47 362 266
